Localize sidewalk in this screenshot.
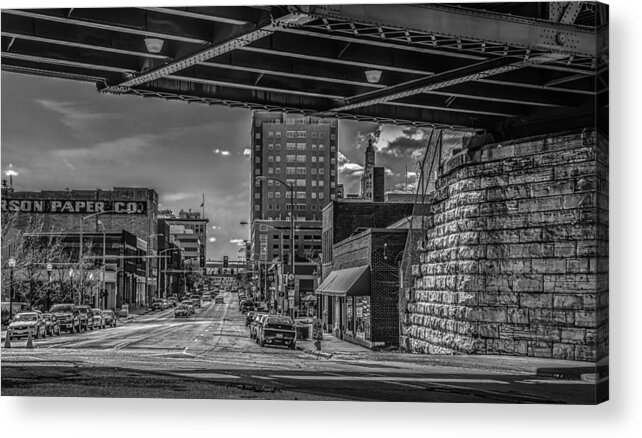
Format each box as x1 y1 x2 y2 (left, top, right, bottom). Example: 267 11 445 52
296 333 608 381
296 333 373 358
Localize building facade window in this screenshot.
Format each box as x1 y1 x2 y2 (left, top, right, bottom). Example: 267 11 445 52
286 142 296 150
268 167 273 174
296 155 306 163
297 143 306 150
286 155 296 162
286 131 296 138
286 167 295 175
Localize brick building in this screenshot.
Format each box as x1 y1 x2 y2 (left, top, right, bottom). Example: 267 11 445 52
2 187 159 308
321 199 415 279
317 228 407 348
318 199 417 347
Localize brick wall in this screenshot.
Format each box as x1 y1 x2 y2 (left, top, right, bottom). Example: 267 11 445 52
402 129 608 361
4 187 158 251
333 229 407 347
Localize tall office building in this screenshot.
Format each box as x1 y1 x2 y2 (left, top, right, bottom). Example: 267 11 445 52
249 112 338 313
250 112 338 262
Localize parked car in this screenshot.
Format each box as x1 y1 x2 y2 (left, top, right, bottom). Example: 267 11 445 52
180 300 195 315
168 298 178 307
7 312 48 339
91 309 105 329
214 295 224 304
202 293 212 302
76 305 94 331
189 295 201 307
151 298 166 311
252 313 269 340
49 303 81 333
257 315 297 349
174 305 190 318
42 312 61 336
240 300 255 314
245 311 256 327
102 310 117 327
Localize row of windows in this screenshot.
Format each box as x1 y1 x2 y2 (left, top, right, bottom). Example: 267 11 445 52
258 191 327 199
265 234 320 240
255 118 337 127
256 156 334 164
254 168 337 177
266 204 324 211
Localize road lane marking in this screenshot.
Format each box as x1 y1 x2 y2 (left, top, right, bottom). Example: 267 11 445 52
251 375 275 380
518 379 598 385
171 372 240 380
268 375 509 384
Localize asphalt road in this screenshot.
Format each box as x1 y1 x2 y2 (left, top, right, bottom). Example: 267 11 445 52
1 292 603 403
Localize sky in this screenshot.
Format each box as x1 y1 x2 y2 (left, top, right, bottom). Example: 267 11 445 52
1 72 428 260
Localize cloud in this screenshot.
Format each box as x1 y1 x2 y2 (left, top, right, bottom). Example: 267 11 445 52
339 162 364 177
55 134 157 171
337 151 349 165
242 148 251 157
209 237 217 243
384 168 393 176
37 99 108 134
230 239 246 245
213 149 231 156
162 192 198 202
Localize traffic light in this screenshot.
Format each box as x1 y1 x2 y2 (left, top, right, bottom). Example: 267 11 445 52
223 256 229 268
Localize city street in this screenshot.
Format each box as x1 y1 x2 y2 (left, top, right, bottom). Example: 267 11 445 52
1 291 605 403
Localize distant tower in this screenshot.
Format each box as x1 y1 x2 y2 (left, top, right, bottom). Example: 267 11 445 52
360 138 376 199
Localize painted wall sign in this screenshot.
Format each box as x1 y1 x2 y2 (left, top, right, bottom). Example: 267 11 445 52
1 199 147 214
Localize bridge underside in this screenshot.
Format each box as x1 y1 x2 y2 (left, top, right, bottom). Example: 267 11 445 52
1 3 608 138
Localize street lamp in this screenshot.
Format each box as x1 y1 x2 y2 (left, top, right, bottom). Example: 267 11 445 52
46 263 53 311
255 176 295 316
97 220 107 308
79 210 119 305
159 248 178 299
8 257 16 320
241 220 281 306
146 233 163 305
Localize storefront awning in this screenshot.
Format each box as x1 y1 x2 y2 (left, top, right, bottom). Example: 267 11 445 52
315 266 370 297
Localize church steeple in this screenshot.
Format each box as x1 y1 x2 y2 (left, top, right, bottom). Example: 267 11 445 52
365 138 375 169
360 137 376 199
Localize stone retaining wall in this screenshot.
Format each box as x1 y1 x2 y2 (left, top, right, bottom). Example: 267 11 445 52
401 129 608 361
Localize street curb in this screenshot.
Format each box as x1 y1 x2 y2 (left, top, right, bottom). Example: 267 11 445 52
297 345 333 359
